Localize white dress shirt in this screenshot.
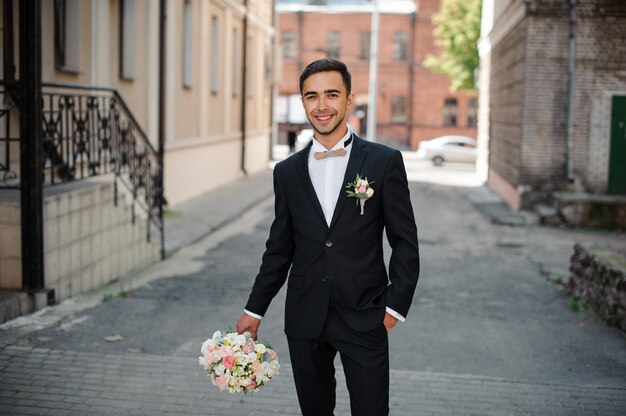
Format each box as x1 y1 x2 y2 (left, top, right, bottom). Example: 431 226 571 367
308 130 353 227
245 129 405 322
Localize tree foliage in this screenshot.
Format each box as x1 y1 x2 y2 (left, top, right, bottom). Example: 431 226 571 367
424 0 482 92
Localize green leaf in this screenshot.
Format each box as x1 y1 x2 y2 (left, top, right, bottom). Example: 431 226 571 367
423 0 481 92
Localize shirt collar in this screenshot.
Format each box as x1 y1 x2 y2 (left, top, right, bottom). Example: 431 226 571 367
311 129 353 153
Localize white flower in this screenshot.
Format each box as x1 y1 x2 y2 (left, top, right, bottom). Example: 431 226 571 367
212 330 223 341
254 343 267 354
234 334 247 347
366 188 374 198
214 364 225 376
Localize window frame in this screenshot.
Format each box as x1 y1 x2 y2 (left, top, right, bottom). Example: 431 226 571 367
360 32 370 60
282 30 296 59
119 0 136 81
54 0 80 73
182 0 193 88
210 15 221 95
326 32 341 59
391 96 407 123
443 98 458 127
392 32 408 61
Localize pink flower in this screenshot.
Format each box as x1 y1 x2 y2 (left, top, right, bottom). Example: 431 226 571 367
246 381 257 390
215 376 228 388
251 361 261 372
222 355 235 369
268 350 277 361
219 346 231 358
243 343 255 353
203 349 215 364
358 185 367 193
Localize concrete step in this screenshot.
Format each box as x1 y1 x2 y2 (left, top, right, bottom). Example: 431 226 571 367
0 290 29 324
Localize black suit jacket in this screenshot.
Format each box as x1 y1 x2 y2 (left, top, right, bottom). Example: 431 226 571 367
245 134 420 339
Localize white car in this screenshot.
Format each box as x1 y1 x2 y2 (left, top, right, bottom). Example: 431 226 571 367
295 128 314 151
416 135 477 166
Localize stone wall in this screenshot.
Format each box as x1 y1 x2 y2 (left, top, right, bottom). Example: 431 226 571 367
568 243 626 331
0 178 161 304
486 0 626 209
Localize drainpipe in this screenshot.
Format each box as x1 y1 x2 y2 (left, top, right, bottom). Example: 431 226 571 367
157 0 166 259
241 0 248 175
565 0 576 183
269 0 276 160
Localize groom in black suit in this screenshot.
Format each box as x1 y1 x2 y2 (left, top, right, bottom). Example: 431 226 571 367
237 59 419 416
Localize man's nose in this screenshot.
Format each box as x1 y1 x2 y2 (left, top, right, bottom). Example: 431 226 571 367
317 96 328 110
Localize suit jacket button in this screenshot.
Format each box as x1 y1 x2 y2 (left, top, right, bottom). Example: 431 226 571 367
322 276 328 283
325 240 333 247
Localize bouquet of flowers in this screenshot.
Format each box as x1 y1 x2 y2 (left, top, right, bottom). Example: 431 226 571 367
199 330 280 394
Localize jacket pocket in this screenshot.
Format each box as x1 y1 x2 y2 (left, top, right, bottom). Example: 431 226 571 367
353 272 388 288
287 274 304 289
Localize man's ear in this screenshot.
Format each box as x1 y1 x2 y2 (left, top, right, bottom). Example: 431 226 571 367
347 93 353 109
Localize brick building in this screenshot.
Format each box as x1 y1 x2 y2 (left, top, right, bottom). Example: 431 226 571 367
478 0 626 216
275 0 478 149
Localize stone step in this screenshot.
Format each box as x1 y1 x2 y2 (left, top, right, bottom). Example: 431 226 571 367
0 290 29 324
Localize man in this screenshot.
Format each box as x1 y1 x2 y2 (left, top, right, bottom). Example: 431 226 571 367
237 59 419 416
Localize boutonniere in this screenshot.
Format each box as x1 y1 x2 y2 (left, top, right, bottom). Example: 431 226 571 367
346 174 374 215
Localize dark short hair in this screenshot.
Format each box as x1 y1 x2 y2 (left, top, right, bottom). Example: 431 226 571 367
299 59 352 95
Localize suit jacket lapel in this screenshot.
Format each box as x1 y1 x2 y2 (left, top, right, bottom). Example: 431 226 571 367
329 134 367 230
295 143 327 226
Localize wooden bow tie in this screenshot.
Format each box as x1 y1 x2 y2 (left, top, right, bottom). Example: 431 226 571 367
314 148 348 160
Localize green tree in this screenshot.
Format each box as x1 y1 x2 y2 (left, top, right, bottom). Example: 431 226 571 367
424 0 482 92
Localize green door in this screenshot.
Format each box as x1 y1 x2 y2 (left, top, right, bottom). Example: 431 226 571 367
608 96 626 194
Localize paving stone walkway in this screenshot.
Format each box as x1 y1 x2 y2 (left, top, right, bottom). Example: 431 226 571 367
1 345 624 415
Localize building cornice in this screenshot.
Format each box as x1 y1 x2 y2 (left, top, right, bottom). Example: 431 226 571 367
213 0 247 17
478 1 525 57
276 2 417 15
212 0 275 36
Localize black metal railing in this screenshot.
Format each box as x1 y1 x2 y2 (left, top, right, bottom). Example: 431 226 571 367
0 82 163 250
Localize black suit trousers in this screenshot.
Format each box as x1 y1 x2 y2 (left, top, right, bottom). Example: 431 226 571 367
287 304 389 416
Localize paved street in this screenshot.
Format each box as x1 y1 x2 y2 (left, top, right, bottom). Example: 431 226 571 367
1 154 626 415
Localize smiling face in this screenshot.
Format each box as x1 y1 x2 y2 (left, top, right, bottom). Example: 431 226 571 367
301 70 353 147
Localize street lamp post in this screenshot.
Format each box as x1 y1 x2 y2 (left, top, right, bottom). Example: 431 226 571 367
366 0 379 142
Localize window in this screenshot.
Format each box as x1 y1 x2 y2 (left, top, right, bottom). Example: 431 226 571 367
54 0 80 72
467 98 478 127
392 32 408 61
391 97 406 123
283 31 296 58
327 32 341 59
360 32 370 60
210 16 220 94
120 0 136 80
232 28 239 97
182 0 193 88
443 98 458 127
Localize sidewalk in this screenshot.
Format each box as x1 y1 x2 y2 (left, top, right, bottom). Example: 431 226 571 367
164 169 273 254
1 162 626 415
2 345 624 416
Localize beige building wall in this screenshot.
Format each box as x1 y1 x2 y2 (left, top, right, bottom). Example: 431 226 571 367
1 0 275 301
5 0 274 205
164 0 274 205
